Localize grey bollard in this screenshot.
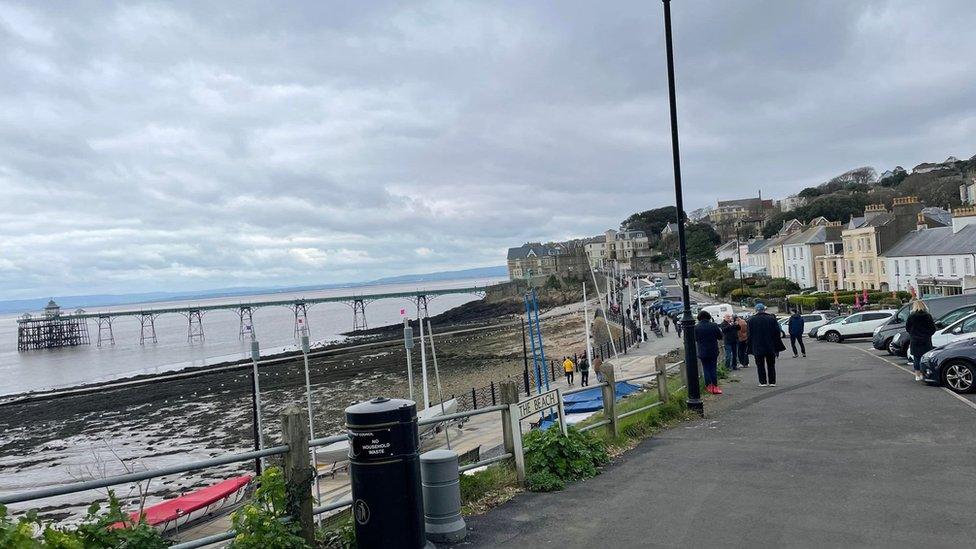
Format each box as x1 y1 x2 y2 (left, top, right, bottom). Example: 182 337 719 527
420 449 467 543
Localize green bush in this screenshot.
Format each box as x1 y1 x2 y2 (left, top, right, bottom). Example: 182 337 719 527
544 275 562 290
525 471 566 492
729 288 752 300
319 515 356 549
0 494 168 549
522 427 609 492
715 279 741 297
766 278 801 292
230 467 309 549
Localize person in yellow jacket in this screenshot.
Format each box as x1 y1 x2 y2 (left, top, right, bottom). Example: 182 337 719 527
562 356 575 385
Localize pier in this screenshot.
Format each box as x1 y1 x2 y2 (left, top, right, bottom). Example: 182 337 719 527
16 284 498 351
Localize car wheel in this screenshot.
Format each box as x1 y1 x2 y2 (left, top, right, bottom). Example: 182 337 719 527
942 361 976 394
825 331 842 343
884 338 895 355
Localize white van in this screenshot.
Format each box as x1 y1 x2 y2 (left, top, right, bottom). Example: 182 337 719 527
700 303 734 320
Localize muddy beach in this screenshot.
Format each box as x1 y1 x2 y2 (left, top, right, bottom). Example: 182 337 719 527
0 292 613 523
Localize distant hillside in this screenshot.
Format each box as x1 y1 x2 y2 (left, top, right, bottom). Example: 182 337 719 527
761 153 975 237
0 266 507 314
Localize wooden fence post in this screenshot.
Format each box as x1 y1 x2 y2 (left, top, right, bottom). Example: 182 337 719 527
499 381 519 458
600 363 619 438
655 355 669 404
281 406 314 544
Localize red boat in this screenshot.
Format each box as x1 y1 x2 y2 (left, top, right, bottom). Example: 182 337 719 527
120 475 252 533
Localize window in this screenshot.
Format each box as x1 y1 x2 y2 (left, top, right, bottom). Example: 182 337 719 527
958 315 976 334
880 262 885 275
904 259 910 274
799 248 804 259
938 259 944 274
857 240 862 251
894 261 900 275
801 266 806 279
950 258 957 275
864 312 891 321
847 314 863 323
967 258 973 275
802 315 819 322
916 259 922 274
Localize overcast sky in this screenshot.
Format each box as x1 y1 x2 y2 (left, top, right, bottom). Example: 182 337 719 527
1 1 974 299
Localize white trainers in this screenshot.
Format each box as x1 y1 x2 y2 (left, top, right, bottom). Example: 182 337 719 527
770 383 777 387
915 372 923 382
759 383 768 387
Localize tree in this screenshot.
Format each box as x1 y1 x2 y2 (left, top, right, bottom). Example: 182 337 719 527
621 206 680 235
798 187 822 198
660 223 719 261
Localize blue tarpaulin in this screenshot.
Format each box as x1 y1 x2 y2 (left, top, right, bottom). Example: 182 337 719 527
538 382 642 429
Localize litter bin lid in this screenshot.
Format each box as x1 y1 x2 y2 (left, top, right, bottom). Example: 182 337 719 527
346 397 416 427
420 449 458 464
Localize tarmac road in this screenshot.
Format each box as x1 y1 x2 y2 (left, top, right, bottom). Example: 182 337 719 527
458 337 976 548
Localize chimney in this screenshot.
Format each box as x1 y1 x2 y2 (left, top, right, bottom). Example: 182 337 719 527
863 203 887 222
952 207 976 233
917 212 928 230
826 221 842 227
892 196 921 213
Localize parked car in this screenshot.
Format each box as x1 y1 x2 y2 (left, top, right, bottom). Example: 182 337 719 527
919 338 976 393
700 303 734 320
652 276 663 285
906 312 976 361
816 310 896 342
668 272 678 280
890 305 976 356
810 315 844 338
872 294 976 355
779 312 836 337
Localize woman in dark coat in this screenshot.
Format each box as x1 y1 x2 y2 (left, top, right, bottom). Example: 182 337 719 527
694 310 724 394
906 299 937 382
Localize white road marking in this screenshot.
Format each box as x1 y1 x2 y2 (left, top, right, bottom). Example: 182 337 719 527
851 345 976 412
942 387 976 411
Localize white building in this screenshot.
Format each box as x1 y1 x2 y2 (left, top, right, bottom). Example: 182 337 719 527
584 229 651 271
882 208 976 296
780 223 843 289
778 195 807 213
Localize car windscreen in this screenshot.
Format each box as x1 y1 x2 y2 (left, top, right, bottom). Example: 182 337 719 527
937 306 976 326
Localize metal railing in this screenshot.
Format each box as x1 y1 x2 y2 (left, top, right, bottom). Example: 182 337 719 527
1 398 515 549
2 355 688 548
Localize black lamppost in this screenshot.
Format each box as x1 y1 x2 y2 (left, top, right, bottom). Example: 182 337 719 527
662 0 702 414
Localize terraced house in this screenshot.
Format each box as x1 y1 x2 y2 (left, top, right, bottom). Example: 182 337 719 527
840 197 938 291
882 207 976 296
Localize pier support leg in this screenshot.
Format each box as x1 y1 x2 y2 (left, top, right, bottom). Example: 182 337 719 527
238 306 255 340
139 314 157 345
352 299 368 331
187 310 205 342
293 302 310 339
96 316 115 347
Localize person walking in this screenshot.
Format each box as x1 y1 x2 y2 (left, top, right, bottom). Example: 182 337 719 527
663 316 670 333
747 303 785 387
788 309 806 357
695 311 724 394
675 317 682 337
578 355 590 387
735 314 750 368
906 299 937 382
720 314 740 371
562 356 575 385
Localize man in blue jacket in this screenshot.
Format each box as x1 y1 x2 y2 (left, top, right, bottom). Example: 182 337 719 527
787 309 806 358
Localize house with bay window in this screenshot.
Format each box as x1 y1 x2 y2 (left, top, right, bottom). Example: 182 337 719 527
882 207 976 296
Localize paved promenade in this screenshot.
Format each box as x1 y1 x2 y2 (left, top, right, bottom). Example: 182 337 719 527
461 338 976 548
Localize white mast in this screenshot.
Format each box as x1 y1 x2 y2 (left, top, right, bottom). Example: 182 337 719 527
417 301 430 409
583 283 594 365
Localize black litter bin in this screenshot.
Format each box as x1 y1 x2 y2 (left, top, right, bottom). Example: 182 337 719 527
346 397 431 549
